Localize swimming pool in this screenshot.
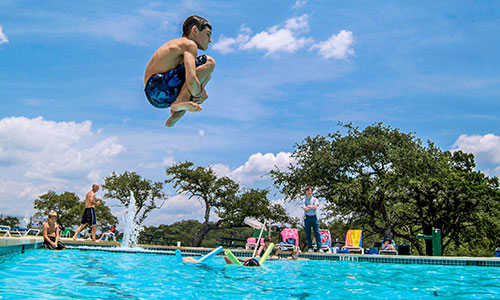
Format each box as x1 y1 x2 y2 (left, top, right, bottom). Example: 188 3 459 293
1 248 499 299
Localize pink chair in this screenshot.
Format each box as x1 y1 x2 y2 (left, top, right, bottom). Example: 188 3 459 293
277 228 299 251
245 237 265 250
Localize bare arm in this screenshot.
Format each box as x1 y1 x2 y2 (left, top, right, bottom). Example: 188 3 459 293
183 43 202 96
42 223 49 242
54 224 60 244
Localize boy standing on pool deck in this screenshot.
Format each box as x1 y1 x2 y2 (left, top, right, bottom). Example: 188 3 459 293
144 15 215 127
303 186 322 252
73 184 101 242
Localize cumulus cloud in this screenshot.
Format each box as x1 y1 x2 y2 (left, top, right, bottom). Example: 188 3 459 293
311 30 355 59
0 116 125 215
241 15 312 55
293 0 307 9
211 152 295 185
213 15 313 56
0 25 8 44
452 133 500 164
211 25 251 54
213 15 354 60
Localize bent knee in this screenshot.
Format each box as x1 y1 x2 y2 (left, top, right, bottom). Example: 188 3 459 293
206 56 216 70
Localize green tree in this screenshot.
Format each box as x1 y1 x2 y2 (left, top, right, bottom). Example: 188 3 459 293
0 216 20 227
166 161 291 247
33 190 117 230
272 123 500 256
102 171 166 225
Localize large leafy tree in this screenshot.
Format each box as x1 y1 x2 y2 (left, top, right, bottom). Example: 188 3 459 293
272 123 500 256
102 171 166 225
33 191 117 230
166 161 291 247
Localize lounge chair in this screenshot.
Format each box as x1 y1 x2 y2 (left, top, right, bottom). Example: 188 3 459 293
10 227 40 237
60 228 71 238
277 228 300 252
245 229 267 250
379 237 398 255
0 225 11 237
314 229 333 253
101 230 118 241
342 229 364 254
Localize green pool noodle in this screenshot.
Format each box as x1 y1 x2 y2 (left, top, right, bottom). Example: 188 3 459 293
259 243 275 266
224 249 242 265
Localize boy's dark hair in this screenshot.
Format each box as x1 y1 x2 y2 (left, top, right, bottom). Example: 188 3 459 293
243 258 260 267
182 15 212 37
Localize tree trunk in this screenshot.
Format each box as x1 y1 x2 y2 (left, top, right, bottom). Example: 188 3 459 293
193 223 211 247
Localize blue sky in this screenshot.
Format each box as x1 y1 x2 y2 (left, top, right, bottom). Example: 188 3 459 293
1 1 500 227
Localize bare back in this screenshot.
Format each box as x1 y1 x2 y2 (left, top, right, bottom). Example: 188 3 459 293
144 37 198 86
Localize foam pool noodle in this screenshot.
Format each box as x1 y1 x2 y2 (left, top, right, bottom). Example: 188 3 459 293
175 249 183 263
224 249 242 265
259 243 275 266
198 246 223 263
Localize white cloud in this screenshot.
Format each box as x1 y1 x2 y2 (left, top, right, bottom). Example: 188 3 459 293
293 0 307 9
0 25 8 44
0 116 125 215
161 156 175 167
452 133 500 164
211 152 295 185
213 15 313 56
212 25 251 54
213 15 354 60
241 15 312 55
311 30 355 59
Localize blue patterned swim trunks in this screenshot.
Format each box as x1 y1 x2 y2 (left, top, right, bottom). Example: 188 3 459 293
144 55 207 109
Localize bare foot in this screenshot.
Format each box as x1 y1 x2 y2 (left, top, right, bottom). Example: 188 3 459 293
72 235 77 241
170 101 202 112
165 111 186 127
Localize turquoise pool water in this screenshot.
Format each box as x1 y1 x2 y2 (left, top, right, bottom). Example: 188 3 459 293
1 248 500 299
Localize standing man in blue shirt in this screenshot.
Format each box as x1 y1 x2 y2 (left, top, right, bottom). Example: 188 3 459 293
303 186 322 252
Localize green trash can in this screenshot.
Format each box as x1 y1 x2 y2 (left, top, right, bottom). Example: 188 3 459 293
398 244 411 255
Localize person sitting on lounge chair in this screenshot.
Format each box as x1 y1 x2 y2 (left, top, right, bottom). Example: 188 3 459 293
42 211 66 250
382 238 395 251
99 225 117 241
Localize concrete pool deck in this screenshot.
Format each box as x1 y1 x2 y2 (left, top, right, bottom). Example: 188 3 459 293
2 236 500 267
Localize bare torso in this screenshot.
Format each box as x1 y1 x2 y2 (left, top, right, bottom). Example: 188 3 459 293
44 222 57 237
144 37 197 86
85 191 97 208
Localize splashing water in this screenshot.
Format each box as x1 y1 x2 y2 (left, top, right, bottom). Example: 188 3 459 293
120 190 143 249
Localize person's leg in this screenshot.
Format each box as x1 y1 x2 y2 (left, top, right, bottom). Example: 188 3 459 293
312 217 322 251
304 218 313 250
72 224 86 240
91 225 97 242
166 56 216 127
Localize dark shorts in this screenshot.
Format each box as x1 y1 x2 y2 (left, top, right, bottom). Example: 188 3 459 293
144 55 208 109
81 207 97 226
44 236 66 250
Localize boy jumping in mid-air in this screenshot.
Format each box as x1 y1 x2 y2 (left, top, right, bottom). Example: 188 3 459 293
144 15 215 127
